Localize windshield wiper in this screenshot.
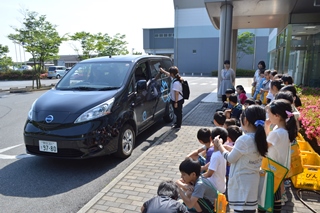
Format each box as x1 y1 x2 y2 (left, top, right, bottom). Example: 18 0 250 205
72 86 98 91
98 86 120 91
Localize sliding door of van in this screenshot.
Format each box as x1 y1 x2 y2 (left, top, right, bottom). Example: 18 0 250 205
147 59 172 119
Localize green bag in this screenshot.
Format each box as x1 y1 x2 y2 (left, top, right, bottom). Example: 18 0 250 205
258 170 274 212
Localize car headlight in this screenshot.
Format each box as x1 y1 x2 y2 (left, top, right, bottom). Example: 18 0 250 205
28 99 37 120
75 98 114 123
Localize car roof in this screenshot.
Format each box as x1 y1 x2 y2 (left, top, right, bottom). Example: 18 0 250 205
79 55 171 64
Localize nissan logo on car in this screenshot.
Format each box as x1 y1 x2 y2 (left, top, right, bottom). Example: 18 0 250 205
45 115 54 123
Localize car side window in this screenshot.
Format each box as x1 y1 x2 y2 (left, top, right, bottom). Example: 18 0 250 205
134 62 148 82
149 61 161 78
161 59 173 71
128 79 134 94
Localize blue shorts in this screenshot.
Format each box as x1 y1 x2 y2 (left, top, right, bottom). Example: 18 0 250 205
198 155 206 166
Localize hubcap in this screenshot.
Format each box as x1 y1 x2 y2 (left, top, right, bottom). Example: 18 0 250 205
169 104 174 120
122 129 133 155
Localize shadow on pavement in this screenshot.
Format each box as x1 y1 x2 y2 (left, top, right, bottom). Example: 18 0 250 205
0 155 123 198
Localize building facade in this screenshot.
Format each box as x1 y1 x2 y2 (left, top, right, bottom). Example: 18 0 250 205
143 1 269 76
203 0 320 87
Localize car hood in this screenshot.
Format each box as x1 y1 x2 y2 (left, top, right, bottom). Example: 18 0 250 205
32 89 118 124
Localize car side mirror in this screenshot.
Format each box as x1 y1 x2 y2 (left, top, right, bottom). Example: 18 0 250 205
136 80 147 92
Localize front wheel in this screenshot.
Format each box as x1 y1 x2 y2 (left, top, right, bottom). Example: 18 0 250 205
56 75 60 79
115 124 135 158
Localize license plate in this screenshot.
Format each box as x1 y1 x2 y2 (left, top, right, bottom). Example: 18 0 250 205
39 140 58 153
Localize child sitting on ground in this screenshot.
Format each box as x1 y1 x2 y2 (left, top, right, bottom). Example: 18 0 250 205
141 180 188 213
202 127 228 194
223 118 237 129
217 88 235 112
176 158 218 213
212 111 226 127
224 94 243 121
187 128 214 173
236 85 247 105
244 98 255 108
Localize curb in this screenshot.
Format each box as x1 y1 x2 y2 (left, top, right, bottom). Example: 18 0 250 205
78 101 203 213
0 85 55 93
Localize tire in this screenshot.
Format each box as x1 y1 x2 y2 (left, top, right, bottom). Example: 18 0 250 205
163 103 174 123
56 75 60 79
115 124 135 158
48 77 52 79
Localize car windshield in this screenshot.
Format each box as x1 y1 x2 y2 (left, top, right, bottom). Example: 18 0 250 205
48 67 56 71
56 61 131 90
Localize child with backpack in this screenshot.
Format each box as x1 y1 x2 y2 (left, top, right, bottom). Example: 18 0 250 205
159 66 190 129
176 158 218 213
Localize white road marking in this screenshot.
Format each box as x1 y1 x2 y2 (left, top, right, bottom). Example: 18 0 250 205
0 144 34 159
0 144 23 153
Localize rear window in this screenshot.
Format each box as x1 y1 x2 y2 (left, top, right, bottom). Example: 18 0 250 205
49 67 57 71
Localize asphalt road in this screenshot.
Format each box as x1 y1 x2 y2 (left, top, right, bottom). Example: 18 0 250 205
0 76 218 213
0 78 60 90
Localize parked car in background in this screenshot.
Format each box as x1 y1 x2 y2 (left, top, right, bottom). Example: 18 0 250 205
47 66 67 79
11 66 19 71
24 55 174 159
17 65 33 71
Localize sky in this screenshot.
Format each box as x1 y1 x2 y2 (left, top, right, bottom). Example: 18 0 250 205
0 0 174 62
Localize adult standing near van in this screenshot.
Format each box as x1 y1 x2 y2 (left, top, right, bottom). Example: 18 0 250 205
159 66 184 129
218 60 235 102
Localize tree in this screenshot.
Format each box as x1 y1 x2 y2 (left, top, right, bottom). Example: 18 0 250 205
237 32 255 66
0 44 13 71
69 32 128 60
8 10 66 89
98 33 129 56
69 32 105 60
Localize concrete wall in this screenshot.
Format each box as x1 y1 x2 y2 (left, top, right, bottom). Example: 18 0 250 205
174 37 219 75
237 36 269 70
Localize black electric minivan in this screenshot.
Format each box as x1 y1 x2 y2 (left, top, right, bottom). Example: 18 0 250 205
24 55 174 159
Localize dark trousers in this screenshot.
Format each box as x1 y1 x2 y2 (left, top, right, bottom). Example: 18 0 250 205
171 99 184 127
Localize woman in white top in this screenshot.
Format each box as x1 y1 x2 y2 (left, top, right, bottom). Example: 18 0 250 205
159 66 184 129
214 105 268 213
262 99 298 213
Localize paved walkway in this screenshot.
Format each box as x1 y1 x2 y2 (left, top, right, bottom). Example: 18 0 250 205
78 78 320 213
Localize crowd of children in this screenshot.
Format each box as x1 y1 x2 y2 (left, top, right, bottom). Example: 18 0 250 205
142 65 300 213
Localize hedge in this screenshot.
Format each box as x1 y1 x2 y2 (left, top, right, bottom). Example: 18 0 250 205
0 70 46 80
212 69 255 77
